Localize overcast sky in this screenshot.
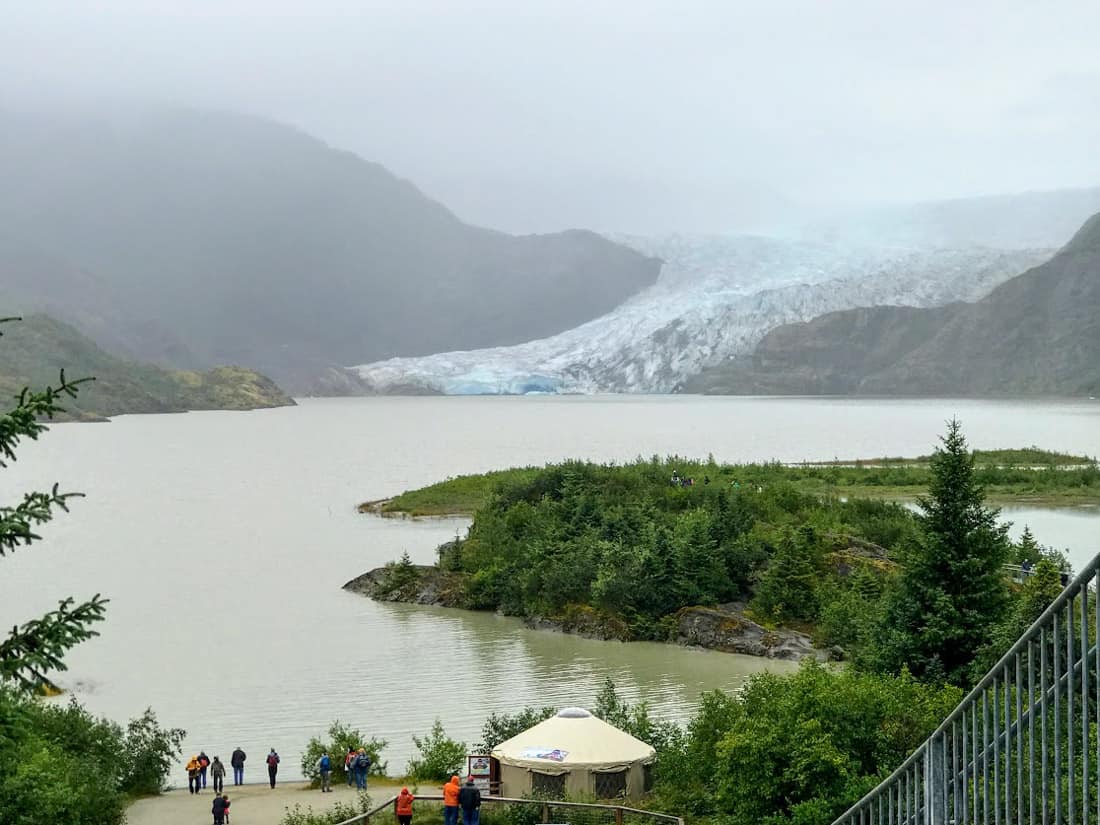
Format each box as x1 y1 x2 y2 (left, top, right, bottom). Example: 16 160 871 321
2 0 1099 233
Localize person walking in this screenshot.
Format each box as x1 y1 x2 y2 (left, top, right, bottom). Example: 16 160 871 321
316 751 332 792
266 748 280 788
210 756 226 793
186 755 203 794
212 792 228 825
198 751 211 789
395 786 415 825
344 747 356 786
458 777 482 825
230 747 246 786
442 775 461 825
353 747 371 790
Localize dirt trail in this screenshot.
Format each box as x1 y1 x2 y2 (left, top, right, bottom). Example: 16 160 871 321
127 779 409 825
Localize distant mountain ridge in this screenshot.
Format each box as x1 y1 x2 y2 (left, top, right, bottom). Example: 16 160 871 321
0 107 660 391
687 212 1100 396
0 315 294 420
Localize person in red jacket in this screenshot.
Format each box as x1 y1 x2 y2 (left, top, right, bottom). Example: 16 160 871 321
395 786 415 825
442 775 461 825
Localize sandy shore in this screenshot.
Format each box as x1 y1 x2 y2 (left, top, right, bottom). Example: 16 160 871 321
127 779 410 825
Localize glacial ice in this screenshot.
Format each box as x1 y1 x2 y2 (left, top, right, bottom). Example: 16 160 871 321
351 235 1051 395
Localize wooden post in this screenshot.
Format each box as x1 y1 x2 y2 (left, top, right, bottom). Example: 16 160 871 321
615 806 625 825
541 801 550 822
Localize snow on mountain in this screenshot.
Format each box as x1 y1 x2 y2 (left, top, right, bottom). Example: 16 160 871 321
351 236 1052 394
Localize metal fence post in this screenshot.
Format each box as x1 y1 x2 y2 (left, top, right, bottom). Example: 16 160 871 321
927 733 946 825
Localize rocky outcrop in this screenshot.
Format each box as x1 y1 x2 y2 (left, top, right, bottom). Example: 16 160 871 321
674 606 838 661
342 564 466 608
345 564 835 661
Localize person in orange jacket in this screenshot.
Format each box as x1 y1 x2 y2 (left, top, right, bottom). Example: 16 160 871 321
442 775 461 825
395 786 415 825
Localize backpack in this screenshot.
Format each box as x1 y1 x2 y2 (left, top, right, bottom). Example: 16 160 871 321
320 755 331 772
200 755 210 768
267 753 279 766
356 753 371 770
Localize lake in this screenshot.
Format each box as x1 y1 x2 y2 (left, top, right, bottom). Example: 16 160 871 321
1 395 1097 781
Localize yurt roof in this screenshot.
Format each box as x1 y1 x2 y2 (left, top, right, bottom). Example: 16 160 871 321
490 708 655 771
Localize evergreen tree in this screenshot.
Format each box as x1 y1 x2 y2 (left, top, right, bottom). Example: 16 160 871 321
0 317 107 692
871 419 1011 686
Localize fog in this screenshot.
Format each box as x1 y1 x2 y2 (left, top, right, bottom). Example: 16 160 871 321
2 0 1099 233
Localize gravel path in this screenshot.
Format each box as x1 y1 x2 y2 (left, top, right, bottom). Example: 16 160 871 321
127 780 409 825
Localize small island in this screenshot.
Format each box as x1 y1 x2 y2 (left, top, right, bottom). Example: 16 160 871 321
349 439 1089 662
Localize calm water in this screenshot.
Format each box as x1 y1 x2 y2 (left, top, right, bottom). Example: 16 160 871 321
1 395 1098 781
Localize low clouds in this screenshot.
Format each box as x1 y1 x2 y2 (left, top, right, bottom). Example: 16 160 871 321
2 0 1098 233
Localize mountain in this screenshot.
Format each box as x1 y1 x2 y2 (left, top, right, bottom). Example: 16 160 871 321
0 315 294 420
0 108 660 391
352 236 1050 394
687 212 1100 396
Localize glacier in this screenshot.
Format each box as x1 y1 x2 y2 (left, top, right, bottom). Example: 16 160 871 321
351 235 1051 394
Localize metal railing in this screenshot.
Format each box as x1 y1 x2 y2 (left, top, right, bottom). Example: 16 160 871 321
831 551 1100 825
335 793 684 825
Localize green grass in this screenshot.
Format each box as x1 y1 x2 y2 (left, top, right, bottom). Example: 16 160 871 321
373 468 543 516
369 451 1100 516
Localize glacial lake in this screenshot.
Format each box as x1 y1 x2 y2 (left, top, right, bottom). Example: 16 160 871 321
1 395 1097 782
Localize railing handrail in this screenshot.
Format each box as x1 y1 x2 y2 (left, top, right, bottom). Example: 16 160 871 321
829 548 1100 825
334 791 684 825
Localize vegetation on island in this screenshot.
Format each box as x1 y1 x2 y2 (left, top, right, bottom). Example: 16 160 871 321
354 420 1083 825
0 314 294 420
373 424 1070 663
0 318 184 824
373 448 1099 517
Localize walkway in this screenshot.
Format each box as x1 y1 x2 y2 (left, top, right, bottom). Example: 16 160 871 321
127 779 408 825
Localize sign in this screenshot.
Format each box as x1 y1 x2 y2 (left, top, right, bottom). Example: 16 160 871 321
519 747 569 762
467 754 491 792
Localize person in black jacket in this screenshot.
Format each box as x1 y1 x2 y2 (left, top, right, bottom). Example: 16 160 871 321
458 777 481 825
230 747 246 785
212 792 228 825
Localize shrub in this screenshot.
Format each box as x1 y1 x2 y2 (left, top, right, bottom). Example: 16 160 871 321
0 687 185 825
407 718 467 780
301 720 387 786
280 792 372 825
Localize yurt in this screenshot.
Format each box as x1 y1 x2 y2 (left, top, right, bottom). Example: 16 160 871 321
490 708 656 801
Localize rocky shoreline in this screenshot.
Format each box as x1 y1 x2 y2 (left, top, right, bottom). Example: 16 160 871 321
343 564 836 662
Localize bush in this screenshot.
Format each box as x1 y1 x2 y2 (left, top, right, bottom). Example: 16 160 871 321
407 718 467 780
0 688 185 825
300 720 387 786
280 792 372 825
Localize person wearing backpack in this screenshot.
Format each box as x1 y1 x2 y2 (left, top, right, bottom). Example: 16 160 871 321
230 747 246 786
266 748 281 788
353 747 371 789
316 751 333 792
198 751 211 789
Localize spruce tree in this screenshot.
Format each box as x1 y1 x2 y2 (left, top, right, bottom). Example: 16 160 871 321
0 317 107 692
873 419 1011 686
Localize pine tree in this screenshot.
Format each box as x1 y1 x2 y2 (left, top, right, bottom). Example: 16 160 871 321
0 317 107 692
872 419 1011 686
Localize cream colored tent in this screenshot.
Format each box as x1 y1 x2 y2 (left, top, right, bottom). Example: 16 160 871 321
490 708 655 801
